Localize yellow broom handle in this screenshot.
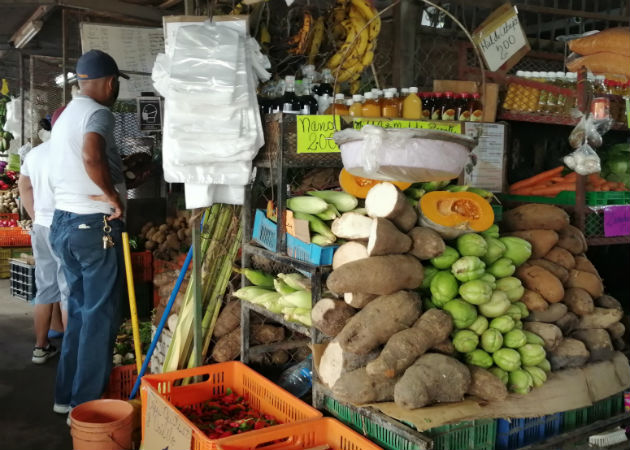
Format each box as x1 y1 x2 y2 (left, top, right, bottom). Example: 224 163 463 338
122 232 143 373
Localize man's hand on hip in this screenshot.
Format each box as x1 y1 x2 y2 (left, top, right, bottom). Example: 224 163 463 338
89 193 124 220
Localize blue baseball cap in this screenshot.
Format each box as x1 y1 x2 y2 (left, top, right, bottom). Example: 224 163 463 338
76 50 129 80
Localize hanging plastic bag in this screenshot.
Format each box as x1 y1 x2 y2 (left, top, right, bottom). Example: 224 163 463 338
564 143 601 175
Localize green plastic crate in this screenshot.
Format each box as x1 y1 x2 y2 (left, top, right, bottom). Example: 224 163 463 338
563 393 624 432
425 420 497 450
562 406 589 432
500 191 630 207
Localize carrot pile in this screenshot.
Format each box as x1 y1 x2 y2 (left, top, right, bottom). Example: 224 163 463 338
509 166 627 197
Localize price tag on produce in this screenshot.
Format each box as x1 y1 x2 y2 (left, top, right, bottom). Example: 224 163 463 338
473 3 530 72
296 115 341 154
352 118 462 134
604 206 630 237
144 388 192 450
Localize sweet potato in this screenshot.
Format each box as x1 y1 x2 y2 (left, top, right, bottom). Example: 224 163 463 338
527 303 567 323
544 247 576 270
366 309 453 378
367 218 413 256
502 204 570 231
394 354 471 410
571 329 615 362
555 312 579 335
251 324 285 345
327 255 424 295
528 259 569 284
574 256 600 278
335 290 422 355
311 298 356 337
562 288 594 316
506 230 559 259
212 327 241 362
407 227 445 260
549 338 590 370
607 322 625 340
332 367 397 404
516 265 564 303
467 366 508 402
319 340 379 388
595 295 622 311
566 270 604 298
556 225 587 255
521 289 549 312
213 300 241 338
576 307 624 330
523 322 563 351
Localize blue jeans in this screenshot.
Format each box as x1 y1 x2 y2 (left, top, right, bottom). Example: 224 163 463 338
49 210 124 407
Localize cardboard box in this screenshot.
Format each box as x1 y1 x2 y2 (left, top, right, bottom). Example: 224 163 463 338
433 80 499 122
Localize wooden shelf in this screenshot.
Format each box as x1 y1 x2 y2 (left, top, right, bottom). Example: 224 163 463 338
242 300 312 338
498 111 627 130
587 235 630 246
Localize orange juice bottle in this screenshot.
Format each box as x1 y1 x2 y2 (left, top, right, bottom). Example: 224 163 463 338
399 88 409 115
349 94 364 117
381 90 400 118
402 87 421 119
361 92 381 117
325 93 349 115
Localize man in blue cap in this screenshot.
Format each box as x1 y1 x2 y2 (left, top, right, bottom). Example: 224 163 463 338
48 50 129 421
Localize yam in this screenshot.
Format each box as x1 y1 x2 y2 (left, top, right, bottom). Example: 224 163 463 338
571 329 615 362
366 309 453 378
556 225 587 255
607 322 625 340
213 300 241 338
212 327 241 362
331 213 373 240
407 227 445 260
562 288 594 316
332 242 368 270
595 295 622 311
394 354 471 410
344 292 377 309
574 256 600 278
367 218 412 256
335 290 422 354
251 325 285 345
549 338 590 370
544 247 575 270
566 270 604 298
576 307 624 330
555 312 579 335
521 289 549 312
516 265 564 303
528 259 569 284
365 182 418 232
332 368 397 404
327 255 424 295
527 303 568 323
467 366 508 402
506 230 559 259
523 322 563 351
319 340 379 388
431 339 456 355
145 240 156 251
311 298 356 337
502 204 570 231
153 271 178 287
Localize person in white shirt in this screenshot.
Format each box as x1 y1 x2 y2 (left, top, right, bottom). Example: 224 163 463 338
18 108 69 364
47 50 128 418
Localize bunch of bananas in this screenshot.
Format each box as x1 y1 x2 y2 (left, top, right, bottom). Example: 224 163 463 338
326 0 381 91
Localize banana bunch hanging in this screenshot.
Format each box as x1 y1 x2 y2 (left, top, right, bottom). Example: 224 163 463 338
326 0 381 90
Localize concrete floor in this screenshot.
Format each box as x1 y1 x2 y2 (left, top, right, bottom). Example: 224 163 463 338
0 279 73 450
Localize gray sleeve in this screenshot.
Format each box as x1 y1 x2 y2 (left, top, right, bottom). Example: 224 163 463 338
85 109 114 138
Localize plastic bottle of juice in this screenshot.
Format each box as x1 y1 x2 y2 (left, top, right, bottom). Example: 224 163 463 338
546 72 558 113
282 75 300 114
349 94 364 117
325 93 349 115
316 68 334 97
398 88 409 115
431 92 444 120
457 93 472 121
361 92 381 117
420 92 432 120
381 90 400 118
402 87 421 119
441 91 457 121
298 78 319 114
470 93 483 121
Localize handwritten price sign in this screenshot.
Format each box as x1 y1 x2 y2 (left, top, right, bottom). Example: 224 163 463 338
296 115 341 154
353 118 461 134
144 388 192 450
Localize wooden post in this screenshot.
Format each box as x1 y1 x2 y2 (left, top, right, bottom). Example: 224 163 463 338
392 0 420 89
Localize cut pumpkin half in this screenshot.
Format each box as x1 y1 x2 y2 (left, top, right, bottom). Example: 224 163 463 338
339 168 411 199
419 191 494 239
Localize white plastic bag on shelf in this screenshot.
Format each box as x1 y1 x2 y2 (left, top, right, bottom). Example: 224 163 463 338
184 183 246 209
4 96 31 143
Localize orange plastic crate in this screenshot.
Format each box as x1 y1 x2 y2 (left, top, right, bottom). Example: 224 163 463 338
216 417 383 450
104 364 138 400
131 251 152 282
140 361 322 450
0 228 31 247
0 213 19 222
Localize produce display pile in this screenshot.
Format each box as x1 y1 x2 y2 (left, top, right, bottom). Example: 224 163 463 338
139 211 192 262
112 320 152 366
178 389 279 439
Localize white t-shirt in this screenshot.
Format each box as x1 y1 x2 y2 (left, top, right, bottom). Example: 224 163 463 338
49 95 124 215
20 141 55 227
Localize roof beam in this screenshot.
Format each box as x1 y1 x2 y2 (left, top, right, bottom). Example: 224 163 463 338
515 3 630 23
56 0 166 23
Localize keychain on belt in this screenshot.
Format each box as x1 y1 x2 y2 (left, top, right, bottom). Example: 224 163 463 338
103 216 114 249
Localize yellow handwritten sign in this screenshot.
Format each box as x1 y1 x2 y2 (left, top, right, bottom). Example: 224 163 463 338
296 115 341 154
144 388 192 450
352 118 462 134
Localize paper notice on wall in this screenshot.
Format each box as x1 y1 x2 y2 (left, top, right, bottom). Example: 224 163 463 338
463 122 506 192
144 387 192 450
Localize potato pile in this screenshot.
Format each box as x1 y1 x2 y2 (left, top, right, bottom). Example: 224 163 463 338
503 204 626 370
0 188 19 214
140 211 192 261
